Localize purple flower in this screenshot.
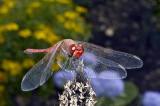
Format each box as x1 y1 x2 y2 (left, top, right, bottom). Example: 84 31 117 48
103 79 124 98
90 78 104 97
84 67 96 79
90 71 124 98
53 71 72 88
98 70 123 79
142 91 160 106
80 53 97 65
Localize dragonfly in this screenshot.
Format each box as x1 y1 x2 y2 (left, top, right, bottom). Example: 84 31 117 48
21 39 143 91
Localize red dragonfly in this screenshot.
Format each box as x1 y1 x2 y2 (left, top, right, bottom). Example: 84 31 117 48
21 39 143 91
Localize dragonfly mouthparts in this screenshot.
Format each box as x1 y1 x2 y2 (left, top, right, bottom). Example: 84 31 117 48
68 53 72 58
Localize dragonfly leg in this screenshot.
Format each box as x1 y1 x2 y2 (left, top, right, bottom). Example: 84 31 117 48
61 58 71 82
61 70 68 82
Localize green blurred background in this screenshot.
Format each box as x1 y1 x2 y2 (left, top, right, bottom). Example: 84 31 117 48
0 0 160 105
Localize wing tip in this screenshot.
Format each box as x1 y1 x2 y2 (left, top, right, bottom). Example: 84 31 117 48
21 78 37 91
21 84 30 91
125 57 143 69
21 87 29 92
134 59 143 69
134 56 143 68
21 83 37 91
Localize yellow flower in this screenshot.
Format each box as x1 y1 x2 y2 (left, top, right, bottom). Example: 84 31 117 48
1 59 10 71
18 29 32 38
0 71 8 83
6 1 15 8
46 33 61 45
30 1 41 8
5 22 19 31
51 62 60 71
64 21 76 29
34 30 46 40
26 8 32 14
0 26 6 32
1 59 22 76
74 23 84 33
36 25 61 44
64 11 79 19
56 0 70 4
56 14 65 22
76 6 88 13
38 24 47 29
34 25 61 44
9 62 22 76
22 59 35 68
0 6 9 14
0 85 5 94
44 0 55 2
44 27 61 44
0 34 5 44
26 1 40 14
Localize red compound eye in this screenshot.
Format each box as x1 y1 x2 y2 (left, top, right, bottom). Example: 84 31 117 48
73 49 84 58
69 44 77 56
77 44 84 51
68 44 84 58
73 44 84 58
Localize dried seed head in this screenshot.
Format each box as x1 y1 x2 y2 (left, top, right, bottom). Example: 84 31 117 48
59 60 97 106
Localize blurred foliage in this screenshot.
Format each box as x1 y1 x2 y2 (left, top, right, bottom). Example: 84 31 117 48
96 81 139 106
0 0 91 105
152 0 160 16
151 0 160 30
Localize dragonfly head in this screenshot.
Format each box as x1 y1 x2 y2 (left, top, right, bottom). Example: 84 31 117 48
68 44 84 59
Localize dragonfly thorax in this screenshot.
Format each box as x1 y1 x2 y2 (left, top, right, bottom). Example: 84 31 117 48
68 44 84 59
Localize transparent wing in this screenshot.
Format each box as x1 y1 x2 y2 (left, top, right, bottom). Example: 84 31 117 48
57 54 126 79
40 41 62 85
75 41 143 69
75 52 127 79
21 53 52 91
56 41 127 79
57 54 75 72
21 41 62 91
